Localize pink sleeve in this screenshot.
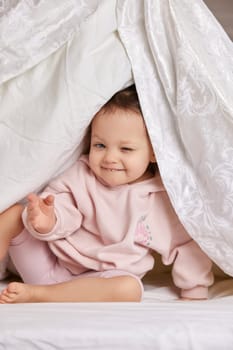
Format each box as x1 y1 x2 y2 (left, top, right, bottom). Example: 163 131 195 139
171 240 214 299
22 163 83 241
22 189 83 241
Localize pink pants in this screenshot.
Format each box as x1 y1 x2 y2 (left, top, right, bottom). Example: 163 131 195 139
9 229 143 295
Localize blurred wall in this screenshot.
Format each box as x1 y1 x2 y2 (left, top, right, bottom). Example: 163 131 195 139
204 0 233 40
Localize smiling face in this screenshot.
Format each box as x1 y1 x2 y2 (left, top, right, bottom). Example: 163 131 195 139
88 108 155 187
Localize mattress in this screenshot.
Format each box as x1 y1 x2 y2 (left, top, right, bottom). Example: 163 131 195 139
1 273 233 349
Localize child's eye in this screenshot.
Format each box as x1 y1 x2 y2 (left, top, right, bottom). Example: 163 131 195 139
94 143 105 149
121 147 133 152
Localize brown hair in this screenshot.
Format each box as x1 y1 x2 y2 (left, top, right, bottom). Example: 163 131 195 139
100 84 142 115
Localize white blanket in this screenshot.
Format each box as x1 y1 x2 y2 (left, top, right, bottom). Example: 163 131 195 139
117 0 233 276
0 0 132 211
1 0 233 278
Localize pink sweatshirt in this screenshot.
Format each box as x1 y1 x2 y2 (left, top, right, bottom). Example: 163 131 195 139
23 156 213 299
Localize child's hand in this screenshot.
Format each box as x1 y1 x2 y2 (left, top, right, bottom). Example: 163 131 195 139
26 193 56 234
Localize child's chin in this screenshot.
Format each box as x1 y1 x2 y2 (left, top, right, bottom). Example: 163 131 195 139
103 177 125 188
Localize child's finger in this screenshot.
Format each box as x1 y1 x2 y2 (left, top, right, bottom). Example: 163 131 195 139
27 193 39 206
26 194 41 215
43 195 54 207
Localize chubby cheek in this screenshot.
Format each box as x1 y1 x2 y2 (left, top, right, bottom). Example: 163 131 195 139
89 150 100 163
129 157 149 172
88 153 99 172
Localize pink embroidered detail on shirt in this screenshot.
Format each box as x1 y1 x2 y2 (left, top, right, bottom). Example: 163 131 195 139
135 216 152 246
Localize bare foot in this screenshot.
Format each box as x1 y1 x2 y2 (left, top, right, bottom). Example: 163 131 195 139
0 282 35 303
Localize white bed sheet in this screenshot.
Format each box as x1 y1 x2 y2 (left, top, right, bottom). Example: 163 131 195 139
1 274 233 350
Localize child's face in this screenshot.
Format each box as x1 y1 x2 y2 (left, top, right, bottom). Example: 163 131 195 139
89 108 155 187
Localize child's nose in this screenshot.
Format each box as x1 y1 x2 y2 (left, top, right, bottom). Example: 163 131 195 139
103 149 118 163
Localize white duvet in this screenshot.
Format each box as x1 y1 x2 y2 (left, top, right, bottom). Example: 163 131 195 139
117 0 233 277
0 0 132 211
1 0 233 279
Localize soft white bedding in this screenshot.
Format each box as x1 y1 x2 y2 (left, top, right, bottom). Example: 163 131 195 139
1 2 233 349
1 274 233 349
117 0 233 276
0 0 132 212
